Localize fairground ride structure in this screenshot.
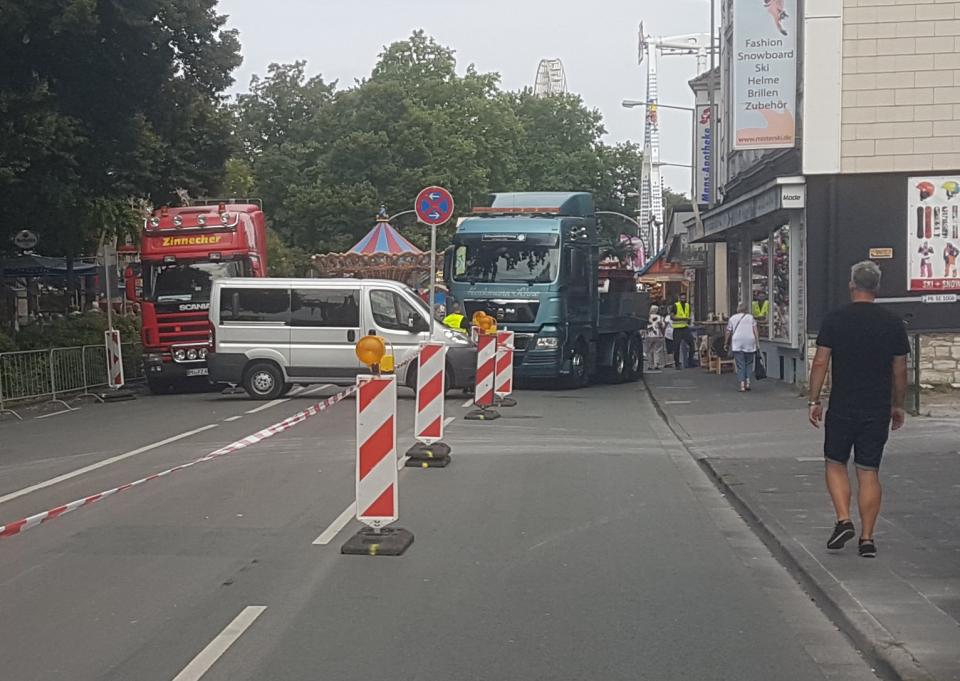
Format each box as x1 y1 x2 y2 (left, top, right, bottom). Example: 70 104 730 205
533 59 567 96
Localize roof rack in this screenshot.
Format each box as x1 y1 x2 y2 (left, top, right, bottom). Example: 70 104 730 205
191 197 263 209
471 206 561 216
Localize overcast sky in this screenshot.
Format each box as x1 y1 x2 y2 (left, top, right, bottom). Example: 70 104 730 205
218 0 715 195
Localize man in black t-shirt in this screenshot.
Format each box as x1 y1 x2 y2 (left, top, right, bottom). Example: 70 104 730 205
808 261 910 559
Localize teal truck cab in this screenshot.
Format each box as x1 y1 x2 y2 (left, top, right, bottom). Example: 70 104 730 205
445 192 648 387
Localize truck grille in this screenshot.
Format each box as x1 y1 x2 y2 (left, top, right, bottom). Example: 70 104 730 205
156 311 209 346
513 334 534 351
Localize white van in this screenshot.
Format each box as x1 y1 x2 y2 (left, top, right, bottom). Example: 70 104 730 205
207 278 476 399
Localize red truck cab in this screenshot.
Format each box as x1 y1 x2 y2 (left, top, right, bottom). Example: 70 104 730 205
139 201 268 393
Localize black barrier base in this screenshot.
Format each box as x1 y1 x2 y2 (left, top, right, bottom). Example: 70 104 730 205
99 389 136 402
405 455 451 468
405 442 451 459
341 527 414 556
495 396 518 408
464 408 501 421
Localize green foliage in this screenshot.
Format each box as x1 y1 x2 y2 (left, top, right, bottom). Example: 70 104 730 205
0 0 242 256
266 229 311 277
231 31 679 256
12 312 141 351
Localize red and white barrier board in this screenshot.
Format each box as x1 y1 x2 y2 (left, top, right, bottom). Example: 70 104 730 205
105 329 124 388
495 330 515 397
356 374 398 529
474 333 496 407
414 342 446 445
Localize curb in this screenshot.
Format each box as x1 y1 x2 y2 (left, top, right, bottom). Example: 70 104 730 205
643 378 937 681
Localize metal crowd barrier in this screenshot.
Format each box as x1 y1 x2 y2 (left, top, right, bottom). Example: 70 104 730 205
0 343 142 420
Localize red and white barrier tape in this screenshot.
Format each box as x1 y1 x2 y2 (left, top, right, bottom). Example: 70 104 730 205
0 354 416 540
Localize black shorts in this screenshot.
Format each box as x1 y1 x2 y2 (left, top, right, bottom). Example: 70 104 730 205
824 408 891 471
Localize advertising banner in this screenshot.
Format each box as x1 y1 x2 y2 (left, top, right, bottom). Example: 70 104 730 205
907 176 960 292
732 0 797 150
694 105 714 205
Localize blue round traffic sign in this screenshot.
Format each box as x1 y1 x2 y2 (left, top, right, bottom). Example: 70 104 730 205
415 186 455 226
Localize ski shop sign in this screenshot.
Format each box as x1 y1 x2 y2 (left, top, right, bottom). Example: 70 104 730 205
732 0 797 150
908 176 960 292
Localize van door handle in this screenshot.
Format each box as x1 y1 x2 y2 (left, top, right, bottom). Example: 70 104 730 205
347 330 356 342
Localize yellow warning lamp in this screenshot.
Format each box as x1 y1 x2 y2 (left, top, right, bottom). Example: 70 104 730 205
478 314 497 334
471 311 486 326
355 335 395 373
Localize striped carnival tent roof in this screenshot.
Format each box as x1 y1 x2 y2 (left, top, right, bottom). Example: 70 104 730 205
349 219 422 255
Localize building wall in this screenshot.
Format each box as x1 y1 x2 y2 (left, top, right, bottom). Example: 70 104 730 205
841 0 960 172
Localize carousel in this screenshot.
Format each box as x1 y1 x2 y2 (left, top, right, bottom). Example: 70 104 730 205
311 209 433 286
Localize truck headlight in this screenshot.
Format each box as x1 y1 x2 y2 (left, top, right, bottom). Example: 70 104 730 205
198 348 208 359
186 349 198 361
173 349 187 361
535 337 559 350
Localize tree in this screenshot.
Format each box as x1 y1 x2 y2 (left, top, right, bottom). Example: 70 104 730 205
0 0 242 256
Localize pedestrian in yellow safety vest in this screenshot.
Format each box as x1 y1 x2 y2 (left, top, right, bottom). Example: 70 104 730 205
442 301 467 333
752 294 769 320
672 293 694 370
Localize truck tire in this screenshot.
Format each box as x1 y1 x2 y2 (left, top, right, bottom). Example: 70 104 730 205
563 340 590 389
601 337 629 384
243 362 284 400
626 333 644 381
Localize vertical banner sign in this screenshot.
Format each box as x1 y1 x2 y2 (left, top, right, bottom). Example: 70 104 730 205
474 334 497 407
495 331 515 398
908 176 960 292
414 342 447 445
694 104 714 205
732 0 797 150
105 330 124 388
356 375 398 529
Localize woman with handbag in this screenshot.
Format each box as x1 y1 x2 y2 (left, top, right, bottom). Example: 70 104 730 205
724 304 760 392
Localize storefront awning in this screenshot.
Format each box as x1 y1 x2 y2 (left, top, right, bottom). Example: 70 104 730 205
691 176 805 243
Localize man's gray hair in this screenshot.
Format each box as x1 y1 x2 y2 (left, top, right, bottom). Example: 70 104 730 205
851 260 882 293
736 302 747 313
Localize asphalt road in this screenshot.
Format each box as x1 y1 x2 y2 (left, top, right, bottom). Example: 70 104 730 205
0 380 881 681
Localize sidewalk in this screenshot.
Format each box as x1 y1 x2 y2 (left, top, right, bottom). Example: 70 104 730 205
645 367 960 681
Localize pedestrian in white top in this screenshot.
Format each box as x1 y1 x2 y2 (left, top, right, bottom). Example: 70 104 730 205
724 304 760 392
644 304 666 370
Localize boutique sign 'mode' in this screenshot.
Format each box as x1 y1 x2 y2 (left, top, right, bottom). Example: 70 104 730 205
732 0 797 150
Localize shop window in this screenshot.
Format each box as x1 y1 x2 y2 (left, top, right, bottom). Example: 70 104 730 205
772 225 790 341
751 239 770 338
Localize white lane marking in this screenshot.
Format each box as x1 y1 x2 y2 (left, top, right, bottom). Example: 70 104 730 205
301 384 334 396
461 398 474 408
0 424 218 507
664 400 692 405
796 457 824 462
171 606 267 681
313 503 355 545
244 398 289 414
223 415 242 422
35 408 79 420
397 455 409 470
444 416 456 427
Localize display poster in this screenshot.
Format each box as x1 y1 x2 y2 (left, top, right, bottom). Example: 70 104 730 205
732 0 797 150
908 176 960 292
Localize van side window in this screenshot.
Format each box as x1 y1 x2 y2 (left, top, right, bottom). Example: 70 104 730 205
220 288 290 323
291 289 360 327
370 289 425 332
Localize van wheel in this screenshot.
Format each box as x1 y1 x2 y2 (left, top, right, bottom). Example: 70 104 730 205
279 383 295 397
243 362 284 400
626 334 643 381
602 338 628 383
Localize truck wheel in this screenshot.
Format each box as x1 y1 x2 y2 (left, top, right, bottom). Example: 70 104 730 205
602 338 629 384
147 376 174 394
563 340 590 389
243 362 284 400
626 334 644 381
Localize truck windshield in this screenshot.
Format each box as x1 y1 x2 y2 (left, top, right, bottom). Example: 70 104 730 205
142 260 245 303
452 243 559 284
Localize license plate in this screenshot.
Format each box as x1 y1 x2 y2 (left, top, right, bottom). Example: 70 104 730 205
186 368 209 377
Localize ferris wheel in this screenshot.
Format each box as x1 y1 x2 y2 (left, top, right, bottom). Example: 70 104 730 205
636 22 716 256
533 59 567 96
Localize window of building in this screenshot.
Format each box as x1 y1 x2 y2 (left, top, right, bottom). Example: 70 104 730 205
220 288 290 324
772 225 791 341
290 289 360 328
751 239 770 338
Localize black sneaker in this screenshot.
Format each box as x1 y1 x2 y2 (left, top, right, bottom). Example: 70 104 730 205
827 520 856 549
858 538 877 558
